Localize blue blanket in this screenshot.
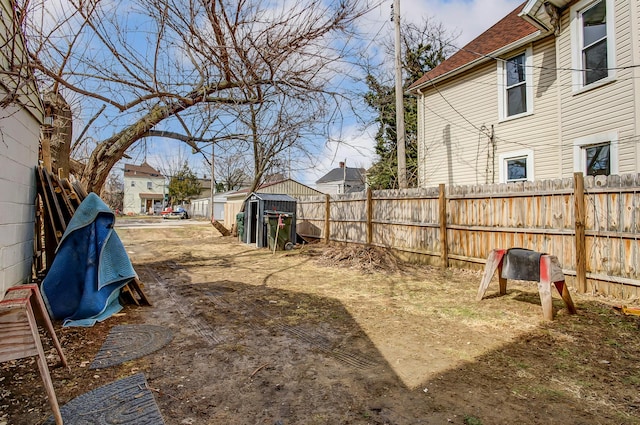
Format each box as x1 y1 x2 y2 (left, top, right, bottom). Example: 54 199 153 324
41 193 136 327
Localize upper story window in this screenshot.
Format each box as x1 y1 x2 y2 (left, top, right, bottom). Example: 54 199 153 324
498 48 533 121
131 181 135 187
506 54 527 116
571 0 615 90
147 181 153 190
581 1 607 84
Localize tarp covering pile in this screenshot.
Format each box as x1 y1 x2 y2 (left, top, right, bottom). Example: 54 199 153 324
42 193 136 327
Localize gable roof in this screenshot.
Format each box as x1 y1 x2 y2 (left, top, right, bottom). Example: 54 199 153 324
123 162 163 178
316 167 366 184
409 1 538 91
226 178 323 199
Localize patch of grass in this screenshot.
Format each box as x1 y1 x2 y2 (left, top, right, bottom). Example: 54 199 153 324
441 306 482 320
529 384 567 400
512 360 529 369
605 339 621 348
622 373 640 385
464 415 483 425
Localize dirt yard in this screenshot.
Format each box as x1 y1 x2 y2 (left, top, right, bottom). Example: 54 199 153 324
2 221 640 425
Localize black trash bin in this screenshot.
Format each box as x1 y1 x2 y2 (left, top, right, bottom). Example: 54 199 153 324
266 213 294 251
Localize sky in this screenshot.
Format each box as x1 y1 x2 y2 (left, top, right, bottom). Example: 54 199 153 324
281 0 524 186
37 0 524 188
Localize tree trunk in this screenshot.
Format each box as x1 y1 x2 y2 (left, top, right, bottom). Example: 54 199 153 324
80 99 194 193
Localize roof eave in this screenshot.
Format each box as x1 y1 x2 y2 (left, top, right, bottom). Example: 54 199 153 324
519 0 572 31
410 29 544 93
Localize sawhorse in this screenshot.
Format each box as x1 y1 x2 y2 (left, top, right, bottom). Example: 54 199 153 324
476 249 577 320
0 284 67 424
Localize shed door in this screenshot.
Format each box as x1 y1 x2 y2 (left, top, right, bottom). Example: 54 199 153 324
247 200 259 245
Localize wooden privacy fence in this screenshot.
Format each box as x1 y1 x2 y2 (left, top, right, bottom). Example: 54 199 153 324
296 172 640 299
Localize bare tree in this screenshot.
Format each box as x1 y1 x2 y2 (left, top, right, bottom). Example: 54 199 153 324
209 151 251 191
21 0 371 192
100 171 124 211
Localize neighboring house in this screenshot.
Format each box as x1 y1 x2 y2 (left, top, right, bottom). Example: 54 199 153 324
123 162 166 214
223 178 323 229
409 0 640 186
315 162 366 194
0 0 44 296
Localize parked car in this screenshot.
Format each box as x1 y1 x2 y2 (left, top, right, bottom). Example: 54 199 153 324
161 207 189 219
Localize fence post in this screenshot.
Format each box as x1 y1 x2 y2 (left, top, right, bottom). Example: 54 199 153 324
366 188 373 245
574 172 587 293
439 183 448 268
324 194 330 244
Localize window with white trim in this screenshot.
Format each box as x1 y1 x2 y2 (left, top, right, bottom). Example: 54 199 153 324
131 181 135 187
573 132 618 176
499 150 534 183
584 143 610 176
147 181 153 190
571 0 615 90
497 48 533 120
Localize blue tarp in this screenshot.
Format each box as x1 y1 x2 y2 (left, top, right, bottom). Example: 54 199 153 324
42 193 136 327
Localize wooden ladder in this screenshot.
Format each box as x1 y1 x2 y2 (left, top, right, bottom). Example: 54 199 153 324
0 284 67 424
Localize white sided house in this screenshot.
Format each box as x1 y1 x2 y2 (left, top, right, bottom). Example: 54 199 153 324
123 162 166 214
0 0 44 295
315 162 366 194
409 0 640 186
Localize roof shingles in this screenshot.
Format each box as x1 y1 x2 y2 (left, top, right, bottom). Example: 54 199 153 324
124 162 163 178
410 2 537 89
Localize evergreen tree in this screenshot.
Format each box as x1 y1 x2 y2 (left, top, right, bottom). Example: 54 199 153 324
168 162 202 204
365 21 456 189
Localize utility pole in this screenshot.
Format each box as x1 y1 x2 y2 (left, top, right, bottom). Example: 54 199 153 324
393 0 408 189
210 145 215 221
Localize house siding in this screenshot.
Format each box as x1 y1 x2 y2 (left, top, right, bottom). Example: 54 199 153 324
416 0 638 186
494 37 560 181
419 37 560 186
558 0 638 175
419 62 498 186
632 0 640 171
0 0 43 297
0 105 40 297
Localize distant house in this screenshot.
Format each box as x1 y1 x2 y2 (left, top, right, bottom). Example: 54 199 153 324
409 0 640 186
0 0 44 295
315 162 366 194
123 162 166 214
